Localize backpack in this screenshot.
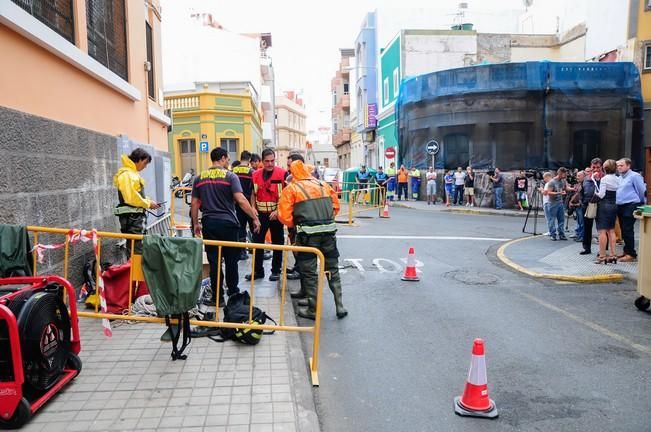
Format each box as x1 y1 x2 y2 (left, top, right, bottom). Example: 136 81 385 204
209 292 276 345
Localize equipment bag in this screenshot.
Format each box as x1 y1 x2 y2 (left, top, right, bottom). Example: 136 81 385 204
208 292 276 345
142 235 203 360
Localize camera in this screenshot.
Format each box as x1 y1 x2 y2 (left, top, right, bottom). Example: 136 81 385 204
525 169 544 181
486 169 496 177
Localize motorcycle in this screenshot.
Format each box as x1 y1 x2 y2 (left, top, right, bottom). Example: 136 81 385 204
171 170 195 198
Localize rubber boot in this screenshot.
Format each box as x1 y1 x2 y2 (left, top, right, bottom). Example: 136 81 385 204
297 306 316 320
330 282 348 319
297 298 308 306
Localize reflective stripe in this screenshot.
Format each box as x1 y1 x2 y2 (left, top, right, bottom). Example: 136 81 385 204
466 355 488 385
257 201 278 212
114 206 145 215
297 222 337 234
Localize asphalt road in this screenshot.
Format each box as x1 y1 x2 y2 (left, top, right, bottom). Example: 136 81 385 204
300 206 651 432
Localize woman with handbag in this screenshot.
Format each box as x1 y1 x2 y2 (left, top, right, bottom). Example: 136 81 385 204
592 159 621 264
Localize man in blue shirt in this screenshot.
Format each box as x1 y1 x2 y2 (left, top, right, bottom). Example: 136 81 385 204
616 158 647 262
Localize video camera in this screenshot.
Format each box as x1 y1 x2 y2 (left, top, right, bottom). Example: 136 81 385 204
525 169 545 181
486 169 496 177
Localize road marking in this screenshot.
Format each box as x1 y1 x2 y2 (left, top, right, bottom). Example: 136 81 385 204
518 291 651 355
372 258 402 273
338 235 510 241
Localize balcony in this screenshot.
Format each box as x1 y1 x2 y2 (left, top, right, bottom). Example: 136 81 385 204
332 129 352 147
340 94 350 109
165 95 199 111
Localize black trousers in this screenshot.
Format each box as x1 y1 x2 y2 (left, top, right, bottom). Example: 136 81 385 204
236 206 252 241
582 209 594 252
252 212 285 275
618 202 640 257
202 217 240 300
118 213 146 254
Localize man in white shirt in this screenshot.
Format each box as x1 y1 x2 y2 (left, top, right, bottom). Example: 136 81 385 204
453 167 466 206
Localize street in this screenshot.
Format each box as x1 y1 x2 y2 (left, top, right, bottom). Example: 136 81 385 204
302 207 651 432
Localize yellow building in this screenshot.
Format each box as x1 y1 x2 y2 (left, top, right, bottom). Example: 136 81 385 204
632 0 651 191
165 82 264 177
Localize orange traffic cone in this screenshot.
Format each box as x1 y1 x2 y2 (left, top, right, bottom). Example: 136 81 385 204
401 247 420 281
381 203 390 218
454 339 498 419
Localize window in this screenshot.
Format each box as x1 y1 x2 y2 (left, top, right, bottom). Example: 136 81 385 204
573 130 601 169
645 45 651 70
383 78 389 105
343 83 349 95
393 68 399 98
86 0 128 81
12 0 75 43
179 139 196 154
220 138 238 162
146 22 155 100
332 90 337 106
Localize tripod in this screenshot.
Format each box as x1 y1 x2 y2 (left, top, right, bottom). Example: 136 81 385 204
522 181 544 236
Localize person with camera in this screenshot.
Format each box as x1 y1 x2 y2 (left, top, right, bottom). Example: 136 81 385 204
544 167 570 241
489 168 504 210
464 166 475 207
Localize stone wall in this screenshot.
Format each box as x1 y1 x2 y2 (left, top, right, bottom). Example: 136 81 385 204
0 106 124 286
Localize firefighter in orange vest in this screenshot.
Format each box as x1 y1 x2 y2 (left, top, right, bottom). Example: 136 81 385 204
278 154 348 319
248 148 287 281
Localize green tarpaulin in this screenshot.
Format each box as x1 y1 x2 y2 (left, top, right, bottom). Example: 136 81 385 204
142 235 203 316
0 224 33 278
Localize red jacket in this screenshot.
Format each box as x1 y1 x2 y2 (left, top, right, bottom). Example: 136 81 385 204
252 166 287 212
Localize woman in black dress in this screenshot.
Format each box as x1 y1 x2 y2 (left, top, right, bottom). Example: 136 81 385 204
593 159 621 264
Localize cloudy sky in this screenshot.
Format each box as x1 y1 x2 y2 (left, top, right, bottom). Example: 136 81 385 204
161 0 567 130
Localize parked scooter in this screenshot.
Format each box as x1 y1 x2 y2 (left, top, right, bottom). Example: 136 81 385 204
171 169 195 198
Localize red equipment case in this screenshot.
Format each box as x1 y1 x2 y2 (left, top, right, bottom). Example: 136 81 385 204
0 276 82 429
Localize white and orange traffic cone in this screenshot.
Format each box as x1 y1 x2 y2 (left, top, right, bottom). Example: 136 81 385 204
401 247 420 281
381 203 390 218
454 338 498 419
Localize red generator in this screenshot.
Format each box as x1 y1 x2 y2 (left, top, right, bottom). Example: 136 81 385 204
0 276 81 429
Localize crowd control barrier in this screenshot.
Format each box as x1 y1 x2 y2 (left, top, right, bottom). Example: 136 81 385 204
333 182 387 226
25 226 326 386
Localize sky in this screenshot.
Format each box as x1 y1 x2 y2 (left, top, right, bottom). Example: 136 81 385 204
161 0 560 130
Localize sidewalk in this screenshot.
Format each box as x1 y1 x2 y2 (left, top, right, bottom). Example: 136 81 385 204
391 199 539 218
22 266 319 432
497 234 638 283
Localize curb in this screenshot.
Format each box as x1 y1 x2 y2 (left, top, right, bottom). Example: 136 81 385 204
391 202 542 218
281 283 322 432
496 236 625 283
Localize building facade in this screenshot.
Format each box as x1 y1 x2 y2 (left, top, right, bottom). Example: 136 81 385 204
308 126 338 169
275 91 307 168
165 82 263 177
0 0 170 230
354 12 379 168
331 48 355 169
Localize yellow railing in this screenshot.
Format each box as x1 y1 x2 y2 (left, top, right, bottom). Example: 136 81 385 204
331 182 386 225
169 186 193 235
25 226 325 386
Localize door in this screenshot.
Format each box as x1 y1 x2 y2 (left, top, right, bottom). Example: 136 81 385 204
178 138 196 176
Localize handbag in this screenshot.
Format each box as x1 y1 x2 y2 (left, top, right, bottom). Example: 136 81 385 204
585 202 597 219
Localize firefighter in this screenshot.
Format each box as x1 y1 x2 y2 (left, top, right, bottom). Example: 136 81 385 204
248 148 287 281
278 154 348 320
113 148 160 254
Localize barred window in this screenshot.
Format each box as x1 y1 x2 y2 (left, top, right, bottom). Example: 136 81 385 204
146 22 155 99
86 0 128 81
12 0 74 43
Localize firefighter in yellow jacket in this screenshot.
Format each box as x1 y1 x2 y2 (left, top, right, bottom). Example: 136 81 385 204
278 154 347 319
113 148 160 254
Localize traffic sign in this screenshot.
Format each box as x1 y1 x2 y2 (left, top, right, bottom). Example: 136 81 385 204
199 141 209 153
385 146 396 159
426 140 439 155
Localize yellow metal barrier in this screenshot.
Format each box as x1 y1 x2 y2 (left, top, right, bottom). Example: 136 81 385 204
25 226 325 386
333 183 386 226
169 186 193 235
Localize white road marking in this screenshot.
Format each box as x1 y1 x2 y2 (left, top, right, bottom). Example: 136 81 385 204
338 235 509 241
372 258 402 273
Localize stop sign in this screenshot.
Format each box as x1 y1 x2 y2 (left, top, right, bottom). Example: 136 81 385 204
385 146 396 159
